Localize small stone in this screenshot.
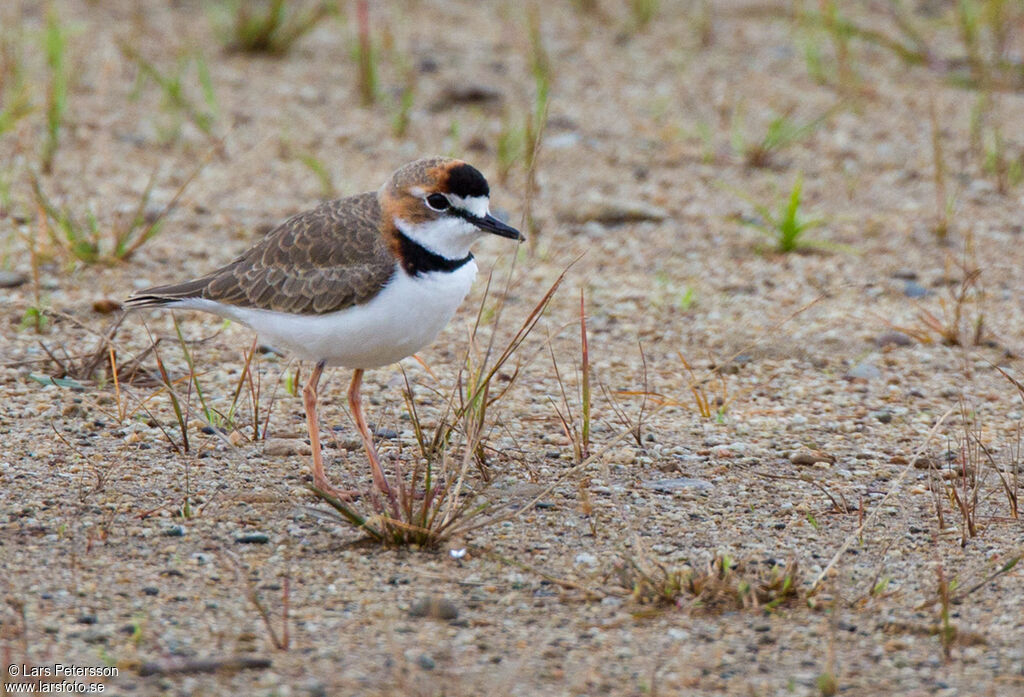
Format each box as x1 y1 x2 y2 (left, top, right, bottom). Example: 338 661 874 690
374 428 399 439
574 552 598 567
264 438 312 457
891 269 918 280
409 596 459 621
432 83 504 110
228 430 245 446
875 331 912 348
142 586 159 596
0 270 28 288
163 525 185 537
871 409 893 424
612 447 636 464
62 403 84 417
546 132 583 149
78 615 97 625
643 478 713 492
561 194 669 225
789 449 835 466
846 362 880 380
416 654 436 671
235 532 270 544
903 280 931 298
303 681 328 697
92 298 123 314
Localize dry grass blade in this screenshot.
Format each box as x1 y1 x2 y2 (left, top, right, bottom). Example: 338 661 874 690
424 259 574 465
147 323 190 453
580 289 591 458
222 550 290 651
810 406 955 595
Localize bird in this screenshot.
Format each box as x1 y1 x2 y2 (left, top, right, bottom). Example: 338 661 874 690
126 157 522 500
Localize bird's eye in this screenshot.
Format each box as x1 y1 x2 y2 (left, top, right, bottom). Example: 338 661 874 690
425 194 450 211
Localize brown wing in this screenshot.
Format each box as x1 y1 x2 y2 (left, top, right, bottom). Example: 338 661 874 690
128 192 397 315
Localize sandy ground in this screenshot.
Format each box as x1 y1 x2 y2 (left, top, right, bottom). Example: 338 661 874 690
2 1 1024 695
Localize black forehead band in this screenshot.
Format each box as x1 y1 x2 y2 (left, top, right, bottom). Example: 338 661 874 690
446 163 490 198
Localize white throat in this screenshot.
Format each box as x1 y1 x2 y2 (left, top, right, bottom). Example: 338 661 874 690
395 213 486 260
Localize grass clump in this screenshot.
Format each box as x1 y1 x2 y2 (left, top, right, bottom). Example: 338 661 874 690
309 261 563 548
615 553 802 612
0 25 32 140
898 254 988 348
41 9 70 174
731 106 828 169
30 163 200 265
221 0 336 55
628 0 659 33
353 0 377 107
121 43 218 142
740 174 828 253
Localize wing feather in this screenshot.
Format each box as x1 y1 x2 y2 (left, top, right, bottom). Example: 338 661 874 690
127 192 397 315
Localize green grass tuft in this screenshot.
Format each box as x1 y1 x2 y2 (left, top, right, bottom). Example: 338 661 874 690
222 0 337 56
739 174 828 253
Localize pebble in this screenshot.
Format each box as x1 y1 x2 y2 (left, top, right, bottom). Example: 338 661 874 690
876 331 913 348
789 449 835 466
871 409 894 424
712 443 747 458
163 525 185 537
846 362 880 380
91 298 122 314
302 681 328 697
432 83 503 110
409 596 459 620
560 194 668 225
0 270 28 288
264 438 312 457
574 552 598 567
903 280 931 298
546 132 583 149
235 532 270 544
642 478 713 492
611 447 635 464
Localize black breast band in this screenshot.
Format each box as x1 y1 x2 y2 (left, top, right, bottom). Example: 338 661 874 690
396 232 473 276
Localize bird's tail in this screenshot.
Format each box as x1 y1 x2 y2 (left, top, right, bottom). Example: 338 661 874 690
124 277 211 310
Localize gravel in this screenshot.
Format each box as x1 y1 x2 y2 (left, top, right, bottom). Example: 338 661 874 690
1 2 1022 696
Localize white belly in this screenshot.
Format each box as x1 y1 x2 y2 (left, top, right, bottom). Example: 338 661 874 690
174 261 477 369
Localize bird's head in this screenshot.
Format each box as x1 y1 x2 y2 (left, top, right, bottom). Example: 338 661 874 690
380 158 522 260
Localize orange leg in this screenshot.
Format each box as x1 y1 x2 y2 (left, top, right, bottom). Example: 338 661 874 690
302 360 357 500
348 368 395 502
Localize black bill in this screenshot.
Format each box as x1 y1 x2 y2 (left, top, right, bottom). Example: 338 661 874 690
470 213 524 240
